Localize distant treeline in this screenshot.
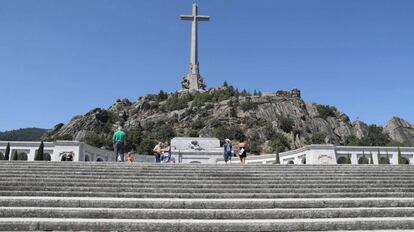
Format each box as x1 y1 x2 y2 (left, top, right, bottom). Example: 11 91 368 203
0 128 48 141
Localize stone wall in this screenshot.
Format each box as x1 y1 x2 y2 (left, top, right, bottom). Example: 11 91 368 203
244 144 414 165
0 141 113 162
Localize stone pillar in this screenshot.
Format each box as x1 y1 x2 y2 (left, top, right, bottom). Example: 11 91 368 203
390 152 398 165
28 148 36 161
350 152 358 164
374 151 380 165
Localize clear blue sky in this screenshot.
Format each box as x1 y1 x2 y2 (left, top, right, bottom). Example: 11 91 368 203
0 0 413 131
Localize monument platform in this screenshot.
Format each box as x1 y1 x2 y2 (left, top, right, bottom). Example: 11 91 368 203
170 137 222 164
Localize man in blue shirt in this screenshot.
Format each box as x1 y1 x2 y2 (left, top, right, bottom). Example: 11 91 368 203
113 126 127 162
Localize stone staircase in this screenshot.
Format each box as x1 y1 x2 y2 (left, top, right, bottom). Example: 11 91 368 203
0 162 413 231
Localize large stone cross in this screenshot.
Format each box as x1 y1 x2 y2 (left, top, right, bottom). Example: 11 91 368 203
180 3 210 92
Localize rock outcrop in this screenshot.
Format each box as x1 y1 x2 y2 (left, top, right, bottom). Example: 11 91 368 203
385 117 414 146
43 87 414 153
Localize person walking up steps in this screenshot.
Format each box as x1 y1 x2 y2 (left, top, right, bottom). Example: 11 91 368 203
113 126 127 162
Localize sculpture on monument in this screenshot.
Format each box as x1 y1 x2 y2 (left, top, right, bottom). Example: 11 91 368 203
180 3 209 92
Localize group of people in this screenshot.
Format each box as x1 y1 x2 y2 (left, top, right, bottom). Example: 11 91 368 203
153 141 172 163
224 138 248 165
113 126 248 164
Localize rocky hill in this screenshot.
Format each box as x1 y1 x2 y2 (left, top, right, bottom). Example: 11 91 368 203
0 128 48 141
43 86 414 154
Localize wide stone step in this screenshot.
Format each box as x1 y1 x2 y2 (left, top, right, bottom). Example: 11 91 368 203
9 167 410 172
2 191 414 199
2 197 414 209
0 163 412 169
1 217 414 231
2 207 414 219
2 181 412 189
0 163 410 169
311 231 414 232
1 167 413 172
3 177 413 185
2 173 413 181
1 186 413 194
2 162 413 167
2 170 414 177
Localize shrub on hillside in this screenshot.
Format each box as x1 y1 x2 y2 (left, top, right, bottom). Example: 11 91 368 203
249 135 263 154
270 132 290 153
310 132 326 144
83 135 111 149
213 125 246 141
278 116 294 133
160 93 191 112
316 104 337 119
191 119 205 130
240 97 259 112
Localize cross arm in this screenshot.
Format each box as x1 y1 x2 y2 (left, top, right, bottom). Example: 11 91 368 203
180 15 194 21
197 15 210 21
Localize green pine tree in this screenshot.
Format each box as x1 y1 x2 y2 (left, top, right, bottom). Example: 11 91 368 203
275 152 280 164
5 142 10 161
35 141 44 161
346 154 351 164
369 152 374 164
397 147 404 164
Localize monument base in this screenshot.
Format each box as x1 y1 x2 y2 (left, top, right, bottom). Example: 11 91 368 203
171 137 222 164
181 73 206 92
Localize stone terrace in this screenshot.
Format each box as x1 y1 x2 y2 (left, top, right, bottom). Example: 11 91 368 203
0 162 414 231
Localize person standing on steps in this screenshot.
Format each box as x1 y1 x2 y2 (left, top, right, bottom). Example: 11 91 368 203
153 142 162 163
238 141 248 165
113 126 127 162
223 139 233 164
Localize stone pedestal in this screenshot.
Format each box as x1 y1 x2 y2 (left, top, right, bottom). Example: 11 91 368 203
182 73 206 92
171 137 222 164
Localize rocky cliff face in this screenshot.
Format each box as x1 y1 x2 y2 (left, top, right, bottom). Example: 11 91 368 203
385 117 414 146
43 87 414 154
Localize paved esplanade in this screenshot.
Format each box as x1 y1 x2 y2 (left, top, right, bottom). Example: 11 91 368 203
180 3 209 92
